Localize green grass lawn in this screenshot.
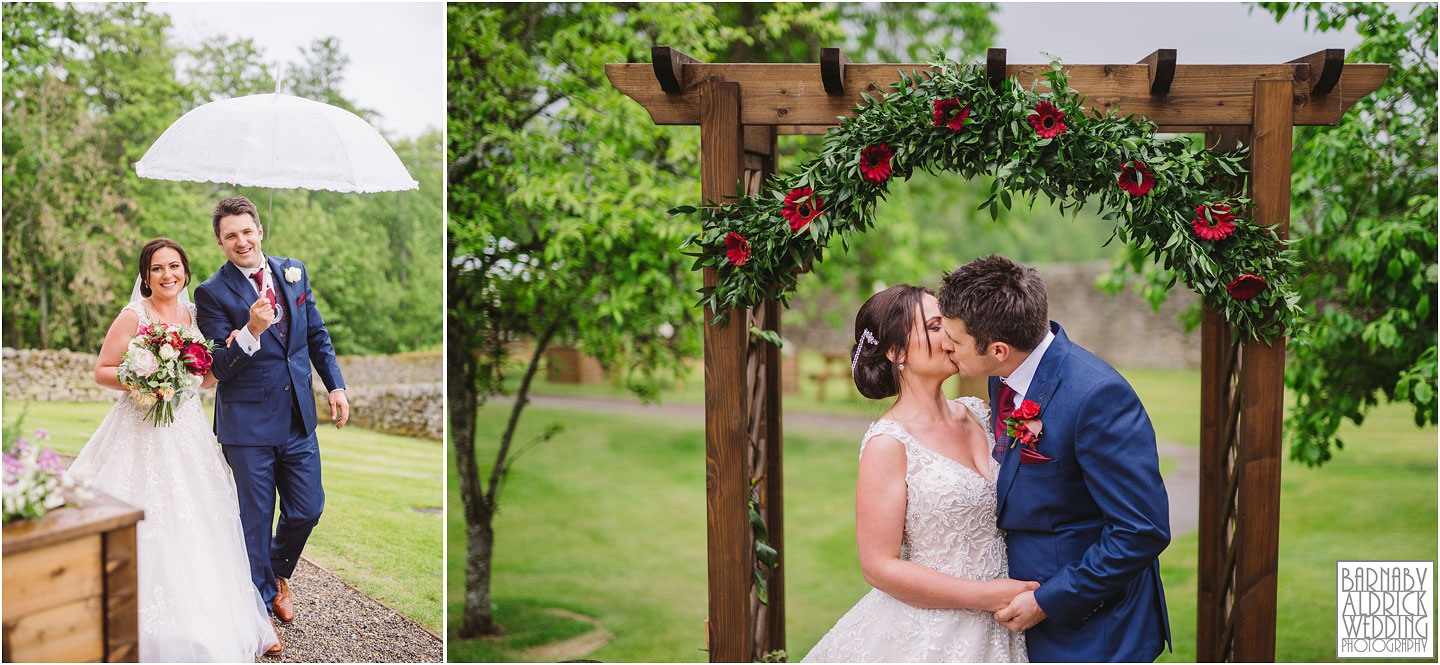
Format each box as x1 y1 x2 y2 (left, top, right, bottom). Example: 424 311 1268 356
7 399 444 634
452 368 1436 662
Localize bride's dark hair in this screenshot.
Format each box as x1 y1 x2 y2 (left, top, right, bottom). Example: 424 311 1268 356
138 238 192 297
851 284 933 399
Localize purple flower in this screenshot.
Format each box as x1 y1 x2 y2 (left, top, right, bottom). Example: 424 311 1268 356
3 452 22 479
33 429 49 440
13 437 29 457
38 449 64 474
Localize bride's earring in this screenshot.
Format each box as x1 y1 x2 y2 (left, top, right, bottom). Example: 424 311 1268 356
898 363 905 371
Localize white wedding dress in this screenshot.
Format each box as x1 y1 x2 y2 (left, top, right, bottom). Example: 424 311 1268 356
803 397 1028 663
66 301 277 662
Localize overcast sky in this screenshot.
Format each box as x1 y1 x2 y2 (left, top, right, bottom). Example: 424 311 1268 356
992 2 1378 64
155 2 444 140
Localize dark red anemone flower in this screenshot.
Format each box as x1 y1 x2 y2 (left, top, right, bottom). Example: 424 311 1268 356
858 144 893 183
932 98 970 131
725 233 750 266
1117 161 1157 197
1192 203 1238 241
1226 274 1267 300
1028 101 1067 138
782 187 823 233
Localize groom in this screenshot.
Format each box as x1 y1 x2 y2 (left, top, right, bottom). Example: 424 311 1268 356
195 196 349 647
938 255 1171 662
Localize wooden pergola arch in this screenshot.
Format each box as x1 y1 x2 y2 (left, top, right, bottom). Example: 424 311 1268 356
607 47 1386 663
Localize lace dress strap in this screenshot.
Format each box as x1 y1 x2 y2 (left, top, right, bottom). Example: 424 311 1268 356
859 419 918 460
954 396 994 440
125 300 151 327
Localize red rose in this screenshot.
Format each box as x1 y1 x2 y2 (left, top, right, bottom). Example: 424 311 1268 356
1015 426 1038 446
858 144 893 183
1028 101 1067 138
782 187 823 233
1117 160 1156 197
932 98 970 131
725 232 750 266
181 342 212 376
1014 399 1041 420
1226 274 1267 300
1192 203 1237 241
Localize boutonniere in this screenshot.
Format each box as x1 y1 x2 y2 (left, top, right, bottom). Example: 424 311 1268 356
1005 399 1053 464
284 266 302 283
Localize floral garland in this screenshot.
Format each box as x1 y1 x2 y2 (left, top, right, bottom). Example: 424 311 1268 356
677 58 1300 343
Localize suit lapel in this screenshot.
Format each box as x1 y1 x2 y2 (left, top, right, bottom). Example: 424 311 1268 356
221 261 256 304
268 256 296 351
996 321 1070 511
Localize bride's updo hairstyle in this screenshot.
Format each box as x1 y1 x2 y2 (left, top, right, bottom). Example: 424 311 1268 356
851 284 934 400
137 238 192 297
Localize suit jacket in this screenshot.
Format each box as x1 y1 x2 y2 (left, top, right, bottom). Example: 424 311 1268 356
194 256 345 446
993 322 1171 662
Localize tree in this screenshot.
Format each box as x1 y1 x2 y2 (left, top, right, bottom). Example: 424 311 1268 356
1252 2 1437 465
447 1 999 640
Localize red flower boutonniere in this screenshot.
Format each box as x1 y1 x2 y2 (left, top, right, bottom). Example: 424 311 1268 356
1004 399 1053 464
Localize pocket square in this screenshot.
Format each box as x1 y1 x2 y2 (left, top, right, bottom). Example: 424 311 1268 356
296 293 306 306
1018 447 1053 465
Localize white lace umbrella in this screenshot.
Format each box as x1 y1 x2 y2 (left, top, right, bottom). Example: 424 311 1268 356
135 92 418 193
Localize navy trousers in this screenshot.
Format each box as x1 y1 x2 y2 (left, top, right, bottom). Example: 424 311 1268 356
221 414 324 610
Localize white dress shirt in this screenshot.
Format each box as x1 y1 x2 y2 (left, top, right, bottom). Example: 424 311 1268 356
1000 329 1056 409
232 258 284 356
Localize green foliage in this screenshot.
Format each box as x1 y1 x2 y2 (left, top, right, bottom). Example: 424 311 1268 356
683 57 1300 342
1 2 440 356
1252 2 1438 466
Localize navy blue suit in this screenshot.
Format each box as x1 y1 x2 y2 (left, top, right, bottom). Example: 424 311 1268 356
194 256 344 609
993 323 1171 662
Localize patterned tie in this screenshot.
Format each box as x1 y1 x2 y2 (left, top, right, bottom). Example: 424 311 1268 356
993 383 1017 462
248 270 285 338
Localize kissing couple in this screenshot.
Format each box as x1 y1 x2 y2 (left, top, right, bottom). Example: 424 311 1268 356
66 196 350 660
804 255 1172 663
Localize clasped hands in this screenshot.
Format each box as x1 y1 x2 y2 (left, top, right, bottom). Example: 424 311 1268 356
992 579 1046 632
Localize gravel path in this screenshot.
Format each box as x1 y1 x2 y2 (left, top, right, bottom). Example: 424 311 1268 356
261 557 442 663
524 393 1202 537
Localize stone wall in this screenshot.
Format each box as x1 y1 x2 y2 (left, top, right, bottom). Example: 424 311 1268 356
783 261 1201 369
3 348 443 440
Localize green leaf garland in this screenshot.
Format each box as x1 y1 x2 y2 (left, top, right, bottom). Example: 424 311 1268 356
678 56 1301 343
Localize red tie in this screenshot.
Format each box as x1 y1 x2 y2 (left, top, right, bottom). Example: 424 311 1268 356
993 383 1017 462
248 270 285 338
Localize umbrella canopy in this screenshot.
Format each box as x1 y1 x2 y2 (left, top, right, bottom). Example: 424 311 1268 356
135 93 418 193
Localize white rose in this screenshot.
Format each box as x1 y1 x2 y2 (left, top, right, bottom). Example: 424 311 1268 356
284 266 302 283
159 344 179 361
126 348 159 377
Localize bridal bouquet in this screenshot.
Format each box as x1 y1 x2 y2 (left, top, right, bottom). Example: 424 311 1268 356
118 323 214 426
3 428 92 522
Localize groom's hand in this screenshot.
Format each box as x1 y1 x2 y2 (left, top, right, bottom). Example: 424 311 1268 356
996 590 1046 632
328 390 350 429
247 296 275 337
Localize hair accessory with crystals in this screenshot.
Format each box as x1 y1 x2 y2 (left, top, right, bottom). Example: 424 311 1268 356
851 328 879 374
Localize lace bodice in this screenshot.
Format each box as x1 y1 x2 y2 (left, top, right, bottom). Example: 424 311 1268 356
125 300 199 334
860 396 1008 581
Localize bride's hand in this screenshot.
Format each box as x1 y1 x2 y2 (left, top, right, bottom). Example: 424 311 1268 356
225 330 240 347
985 578 1041 613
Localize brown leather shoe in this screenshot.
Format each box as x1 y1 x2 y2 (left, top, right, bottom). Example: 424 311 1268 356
265 624 283 656
274 577 295 623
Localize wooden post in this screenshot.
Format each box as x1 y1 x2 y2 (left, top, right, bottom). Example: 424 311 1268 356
1231 79 1292 663
1198 126 1248 662
700 80 753 663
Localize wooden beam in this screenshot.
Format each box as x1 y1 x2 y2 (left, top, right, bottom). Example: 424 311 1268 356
820 48 850 95
1231 78 1292 663
1289 48 1345 95
776 126 832 135
607 61 1387 127
699 80 754 664
653 46 698 95
987 48 1007 89
761 299 785 657
1138 49 1177 95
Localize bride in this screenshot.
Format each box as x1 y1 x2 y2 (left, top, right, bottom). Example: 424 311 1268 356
66 238 280 661
803 284 1033 662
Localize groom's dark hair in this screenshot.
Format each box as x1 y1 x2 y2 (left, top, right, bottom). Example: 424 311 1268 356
212 196 261 237
938 254 1048 353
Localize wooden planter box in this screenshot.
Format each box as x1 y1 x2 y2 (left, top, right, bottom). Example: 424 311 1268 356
2 491 143 662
